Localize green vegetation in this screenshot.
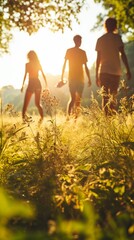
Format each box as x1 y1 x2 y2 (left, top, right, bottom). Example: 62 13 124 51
1 0 134 54
94 0 134 40
0 93 134 239
0 0 85 54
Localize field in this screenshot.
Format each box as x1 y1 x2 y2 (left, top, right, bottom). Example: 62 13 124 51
0 96 134 240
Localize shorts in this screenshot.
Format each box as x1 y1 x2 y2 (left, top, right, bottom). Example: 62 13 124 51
100 73 120 94
69 80 84 95
27 78 41 93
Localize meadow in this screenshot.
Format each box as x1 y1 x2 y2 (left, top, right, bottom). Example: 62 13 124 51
0 94 134 240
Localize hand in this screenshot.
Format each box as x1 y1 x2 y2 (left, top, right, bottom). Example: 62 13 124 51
43 87 49 92
45 85 49 90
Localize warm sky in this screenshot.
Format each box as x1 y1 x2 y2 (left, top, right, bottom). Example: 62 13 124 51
0 0 105 89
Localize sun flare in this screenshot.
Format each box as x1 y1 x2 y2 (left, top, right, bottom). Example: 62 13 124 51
0 0 104 89
0 28 97 89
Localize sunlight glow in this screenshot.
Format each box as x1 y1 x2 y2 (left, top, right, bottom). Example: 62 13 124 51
0 0 103 89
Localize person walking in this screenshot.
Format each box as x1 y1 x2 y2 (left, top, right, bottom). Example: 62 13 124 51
21 50 48 123
95 17 131 115
61 35 91 118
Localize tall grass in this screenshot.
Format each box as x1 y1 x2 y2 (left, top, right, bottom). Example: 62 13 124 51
0 94 134 239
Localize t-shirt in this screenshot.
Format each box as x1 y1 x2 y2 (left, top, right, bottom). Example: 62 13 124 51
65 47 88 82
95 32 124 76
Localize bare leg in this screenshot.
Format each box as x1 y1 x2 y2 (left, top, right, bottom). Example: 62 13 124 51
75 92 82 117
100 74 119 116
35 89 43 119
22 90 33 119
67 91 76 115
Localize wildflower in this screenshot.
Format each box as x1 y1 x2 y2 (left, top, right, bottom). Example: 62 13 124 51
41 89 59 116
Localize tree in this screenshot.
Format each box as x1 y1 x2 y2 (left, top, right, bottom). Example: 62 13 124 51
0 0 85 54
93 0 134 40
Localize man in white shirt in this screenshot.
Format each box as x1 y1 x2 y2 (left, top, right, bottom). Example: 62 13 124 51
95 17 131 115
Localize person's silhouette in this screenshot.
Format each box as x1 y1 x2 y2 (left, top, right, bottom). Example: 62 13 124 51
61 35 91 118
95 17 131 115
21 50 48 123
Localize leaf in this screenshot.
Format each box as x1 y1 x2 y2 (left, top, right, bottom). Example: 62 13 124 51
0 188 34 219
0 0 86 54
12 159 27 165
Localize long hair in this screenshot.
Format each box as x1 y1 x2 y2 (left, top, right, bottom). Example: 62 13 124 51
27 50 41 67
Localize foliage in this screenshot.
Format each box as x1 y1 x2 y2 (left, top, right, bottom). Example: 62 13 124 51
93 0 134 40
0 93 134 239
0 188 34 240
0 0 85 54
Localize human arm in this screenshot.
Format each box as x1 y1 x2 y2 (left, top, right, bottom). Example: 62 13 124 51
84 63 91 87
119 46 131 80
61 59 67 82
40 68 48 88
21 64 27 92
96 51 101 87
